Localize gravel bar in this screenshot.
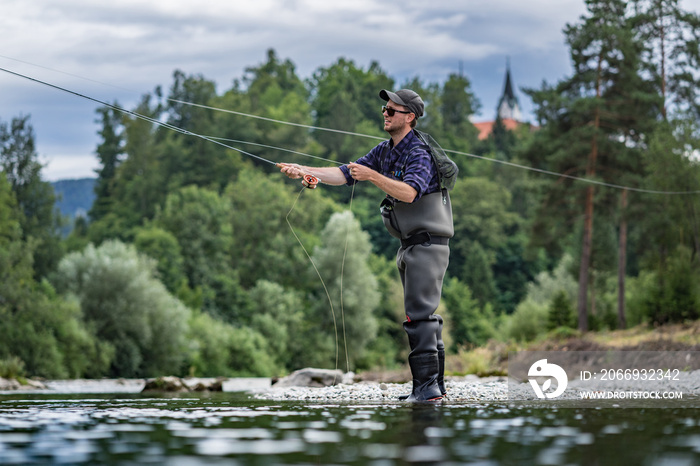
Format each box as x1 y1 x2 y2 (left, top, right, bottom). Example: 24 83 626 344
252 372 700 403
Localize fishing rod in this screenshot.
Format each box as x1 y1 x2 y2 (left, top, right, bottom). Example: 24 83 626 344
173 99 700 196
1 65 336 193
1 64 355 375
0 66 280 166
3 55 699 195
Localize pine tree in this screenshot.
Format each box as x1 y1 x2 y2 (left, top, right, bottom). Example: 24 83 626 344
89 105 124 222
0 115 63 278
632 0 700 119
524 0 658 331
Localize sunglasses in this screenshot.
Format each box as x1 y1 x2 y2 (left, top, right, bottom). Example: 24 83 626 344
382 105 412 117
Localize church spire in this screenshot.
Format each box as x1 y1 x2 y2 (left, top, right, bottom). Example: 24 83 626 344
497 57 522 121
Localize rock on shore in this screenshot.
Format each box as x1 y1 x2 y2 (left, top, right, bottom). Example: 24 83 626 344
142 376 228 393
0 377 46 391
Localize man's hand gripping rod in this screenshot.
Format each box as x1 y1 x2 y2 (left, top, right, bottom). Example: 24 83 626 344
276 163 320 189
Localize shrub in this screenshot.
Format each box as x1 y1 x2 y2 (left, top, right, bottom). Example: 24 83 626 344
547 290 576 330
501 298 548 342
54 240 190 377
443 277 496 350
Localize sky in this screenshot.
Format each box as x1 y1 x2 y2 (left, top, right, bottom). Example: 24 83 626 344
2 0 699 181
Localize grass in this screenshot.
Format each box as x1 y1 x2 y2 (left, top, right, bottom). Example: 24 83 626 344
445 320 700 377
0 356 29 385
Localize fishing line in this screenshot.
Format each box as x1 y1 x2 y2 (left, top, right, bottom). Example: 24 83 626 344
170 99 385 141
0 53 138 94
173 99 700 196
0 66 278 167
285 184 339 380
339 180 357 374
1 64 356 375
208 136 342 166
441 148 700 195
4 55 696 195
281 167 356 375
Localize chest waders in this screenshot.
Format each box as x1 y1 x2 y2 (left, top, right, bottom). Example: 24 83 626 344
381 190 453 401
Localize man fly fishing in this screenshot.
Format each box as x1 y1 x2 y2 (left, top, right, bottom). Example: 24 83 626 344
279 89 456 402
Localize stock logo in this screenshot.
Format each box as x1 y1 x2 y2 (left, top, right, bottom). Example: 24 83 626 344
528 359 568 399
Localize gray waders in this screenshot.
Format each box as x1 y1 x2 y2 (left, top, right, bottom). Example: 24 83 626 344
381 190 453 401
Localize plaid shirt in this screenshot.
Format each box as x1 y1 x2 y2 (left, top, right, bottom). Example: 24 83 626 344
340 130 439 200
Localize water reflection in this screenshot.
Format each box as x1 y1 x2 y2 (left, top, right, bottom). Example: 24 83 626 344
0 393 698 464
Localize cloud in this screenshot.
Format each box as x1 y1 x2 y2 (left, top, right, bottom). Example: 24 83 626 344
2 0 699 180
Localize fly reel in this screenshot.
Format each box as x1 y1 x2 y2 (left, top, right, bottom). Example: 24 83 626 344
302 174 320 189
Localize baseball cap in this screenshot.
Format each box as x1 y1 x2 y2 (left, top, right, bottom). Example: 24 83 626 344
379 89 424 118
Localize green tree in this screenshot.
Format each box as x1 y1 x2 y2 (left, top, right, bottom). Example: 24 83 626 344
133 225 187 293
632 0 700 119
547 290 576 329
439 73 480 159
637 245 700 324
156 185 248 322
359 254 405 368
225 166 338 290
0 176 109 378
93 94 164 238
246 280 304 371
524 0 659 330
449 177 519 307
90 105 124 222
443 277 496 350
54 240 190 377
163 70 242 190
240 48 312 166
307 211 380 370
0 115 63 278
186 310 278 377
310 57 392 165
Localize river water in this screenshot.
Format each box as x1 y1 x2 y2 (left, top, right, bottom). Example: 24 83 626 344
1 389 699 465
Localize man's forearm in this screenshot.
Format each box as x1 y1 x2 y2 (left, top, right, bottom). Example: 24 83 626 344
305 166 347 186
278 163 347 186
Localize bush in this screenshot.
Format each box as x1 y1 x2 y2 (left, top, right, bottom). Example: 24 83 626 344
526 254 578 306
634 246 700 325
501 298 548 342
186 310 279 377
54 240 190 377
443 277 496 350
547 290 576 330
0 356 25 380
0 281 112 379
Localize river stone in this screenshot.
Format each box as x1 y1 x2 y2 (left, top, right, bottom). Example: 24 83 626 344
142 376 190 392
190 377 226 392
273 368 346 388
0 377 46 390
0 377 22 390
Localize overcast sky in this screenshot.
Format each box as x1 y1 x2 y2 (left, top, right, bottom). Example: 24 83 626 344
2 0 699 181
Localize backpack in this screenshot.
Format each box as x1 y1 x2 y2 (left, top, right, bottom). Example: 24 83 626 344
414 130 459 191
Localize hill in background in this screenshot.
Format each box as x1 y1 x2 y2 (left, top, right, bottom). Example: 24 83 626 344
51 178 96 230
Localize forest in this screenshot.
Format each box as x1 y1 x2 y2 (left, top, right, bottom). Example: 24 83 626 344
1 0 699 380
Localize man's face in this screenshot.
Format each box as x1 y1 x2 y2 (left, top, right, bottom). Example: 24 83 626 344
382 101 413 135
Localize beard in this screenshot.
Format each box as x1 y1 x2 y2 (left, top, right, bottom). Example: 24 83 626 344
384 120 402 135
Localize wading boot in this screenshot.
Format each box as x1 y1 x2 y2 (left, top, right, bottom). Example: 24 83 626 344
437 348 446 396
399 349 446 401
402 353 443 402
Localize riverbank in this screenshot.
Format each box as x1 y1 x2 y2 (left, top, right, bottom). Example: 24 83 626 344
0 377 272 395
3 322 699 400
4 369 699 405
0 374 554 402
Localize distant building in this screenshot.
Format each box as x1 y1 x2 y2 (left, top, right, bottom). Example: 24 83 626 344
497 58 522 122
474 59 533 140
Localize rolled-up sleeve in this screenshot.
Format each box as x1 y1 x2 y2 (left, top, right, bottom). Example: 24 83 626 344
401 146 433 199
340 143 387 186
